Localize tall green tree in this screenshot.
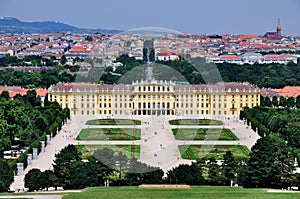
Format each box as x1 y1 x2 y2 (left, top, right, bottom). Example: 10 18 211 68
241 135 294 188
286 97 295 108
0 91 10 100
60 55 67 65
296 96 300 109
0 159 14 192
272 96 279 107
25 169 43 191
53 144 81 188
65 161 99 189
166 163 204 185
262 96 272 107
222 151 236 186
207 157 225 185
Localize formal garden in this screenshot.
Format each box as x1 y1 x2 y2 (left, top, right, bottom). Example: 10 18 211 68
169 119 224 126
76 128 141 140
172 128 239 140
86 119 141 125
178 145 250 160
77 145 140 160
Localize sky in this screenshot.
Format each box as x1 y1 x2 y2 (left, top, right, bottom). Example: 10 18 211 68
0 0 300 35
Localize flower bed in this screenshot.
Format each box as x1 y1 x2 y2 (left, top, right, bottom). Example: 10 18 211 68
172 128 239 141
169 119 224 126
77 145 140 160
76 128 141 140
86 119 141 125
179 145 250 160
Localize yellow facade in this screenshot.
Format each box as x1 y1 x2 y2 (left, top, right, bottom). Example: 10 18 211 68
48 81 260 116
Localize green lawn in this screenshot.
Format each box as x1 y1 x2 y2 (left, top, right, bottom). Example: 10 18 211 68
62 186 300 199
172 128 239 140
77 145 140 159
178 145 250 160
76 128 141 140
169 119 224 126
86 119 141 125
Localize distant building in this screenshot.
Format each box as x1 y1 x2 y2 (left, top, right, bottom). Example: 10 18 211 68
0 86 47 106
261 86 300 98
155 50 179 61
264 18 282 40
206 53 297 65
240 53 263 64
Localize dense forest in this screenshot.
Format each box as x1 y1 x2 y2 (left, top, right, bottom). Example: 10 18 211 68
239 107 300 188
1 55 299 88
160 59 300 88
0 91 70 191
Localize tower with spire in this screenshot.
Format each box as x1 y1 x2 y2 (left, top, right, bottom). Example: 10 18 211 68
276 17 281 38
264 18 282 40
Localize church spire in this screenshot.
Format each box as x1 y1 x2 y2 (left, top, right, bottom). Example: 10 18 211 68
276 17 281 37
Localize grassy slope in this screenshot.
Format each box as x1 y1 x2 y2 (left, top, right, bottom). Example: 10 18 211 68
62 186 300 199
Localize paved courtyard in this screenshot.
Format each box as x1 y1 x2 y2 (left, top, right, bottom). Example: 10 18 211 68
10 114 260 191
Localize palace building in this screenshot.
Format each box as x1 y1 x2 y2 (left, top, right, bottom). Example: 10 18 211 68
48 80 260 116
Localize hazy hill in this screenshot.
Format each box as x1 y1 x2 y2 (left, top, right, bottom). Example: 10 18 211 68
0 17 120 34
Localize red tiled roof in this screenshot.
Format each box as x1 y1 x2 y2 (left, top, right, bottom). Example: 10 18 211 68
0 86 28 98
36 88 48 97
240 42 249 46
220 55 240 60
70 46 85 51
264 55 284 59
238 35 260 40
272 86 300 98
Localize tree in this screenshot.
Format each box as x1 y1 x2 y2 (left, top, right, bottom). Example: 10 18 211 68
53 144 81 188
207 157 225 185
60 55 67 65
40 170 58 191
262 96 272 107
279 96 287 107
241 135 294 188
272 96 279 107
142 168 164 185
0 91 10 100
0 119 11 153
25 90 40 107
127 158 164 185
285 122 300 148
286 97 295 108
222 151 236 186
296 96 300 109
65 161 100 189
25 169 42 191
35 116 48 132
0 159 14 192
166 163 204 185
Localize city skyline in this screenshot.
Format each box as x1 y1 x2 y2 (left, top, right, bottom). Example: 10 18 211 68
0 0 300 35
